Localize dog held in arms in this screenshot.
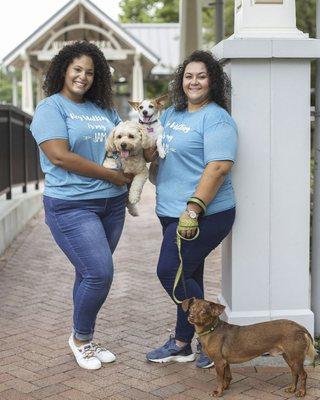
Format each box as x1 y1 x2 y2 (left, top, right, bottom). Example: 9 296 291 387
128 95 167 160
128 95 167 185
103 121 154 216
182 298 316 398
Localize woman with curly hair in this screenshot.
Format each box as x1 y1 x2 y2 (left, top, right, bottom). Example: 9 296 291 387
146 50 237 368
30 41 133 370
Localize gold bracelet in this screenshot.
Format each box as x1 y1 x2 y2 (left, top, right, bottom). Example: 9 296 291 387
187 197 207 214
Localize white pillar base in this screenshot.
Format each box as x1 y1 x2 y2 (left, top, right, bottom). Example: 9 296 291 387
218 294 314 335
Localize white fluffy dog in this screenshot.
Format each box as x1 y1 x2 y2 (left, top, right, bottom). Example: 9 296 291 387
103 121 153 216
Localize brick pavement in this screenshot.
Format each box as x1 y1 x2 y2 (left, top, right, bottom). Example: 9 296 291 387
0 182 319 400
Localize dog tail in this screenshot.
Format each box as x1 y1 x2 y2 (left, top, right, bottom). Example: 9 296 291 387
304 332 317 364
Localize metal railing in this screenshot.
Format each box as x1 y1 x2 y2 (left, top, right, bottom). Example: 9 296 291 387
0 105 42 199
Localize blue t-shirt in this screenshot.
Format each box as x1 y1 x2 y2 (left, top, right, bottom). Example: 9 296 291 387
156 103 238 217
30 93 127 200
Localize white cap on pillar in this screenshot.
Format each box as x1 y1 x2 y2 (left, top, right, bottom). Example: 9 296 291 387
234 0 307 39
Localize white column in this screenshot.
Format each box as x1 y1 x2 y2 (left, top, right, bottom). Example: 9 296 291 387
21 54 34 114
6 66 18 107
12 74 18 107
130 53 144 121
8 67 18 107
213 0 319 335
36 70 44 104
131 52 144 101
311 0 320 336
179 0 202 62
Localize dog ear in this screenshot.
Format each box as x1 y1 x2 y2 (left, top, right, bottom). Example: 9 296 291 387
154 94 168 109
181 297 195 312
210 302 225 317
106 128 116 152
128 100 141 111
140 126 154 149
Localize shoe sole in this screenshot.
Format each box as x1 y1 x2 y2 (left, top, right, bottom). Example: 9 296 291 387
75 360 101 370
147 353 196 363
197 361 215 369
96 356 116 363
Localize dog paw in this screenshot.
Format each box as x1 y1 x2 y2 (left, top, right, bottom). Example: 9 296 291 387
103 159 118 169
158 149 166 159
127 202 139 217
295 390 306 398
211 389 223 397
129 192 140 204
222 384 230 390
284 386 296 394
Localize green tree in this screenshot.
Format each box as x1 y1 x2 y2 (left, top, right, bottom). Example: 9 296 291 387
120 0 316 41
202 0 234 47
296 0 316 37
119 0 179 23
119 0 236 98
0 70 13 104
120 0 235 47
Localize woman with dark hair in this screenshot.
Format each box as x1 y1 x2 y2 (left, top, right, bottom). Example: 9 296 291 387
146 50 238 368
30 41 133 370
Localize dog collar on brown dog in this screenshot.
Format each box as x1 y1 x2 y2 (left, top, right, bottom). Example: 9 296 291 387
197 318 220 338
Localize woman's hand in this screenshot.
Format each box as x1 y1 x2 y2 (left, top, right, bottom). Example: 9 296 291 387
107 170 134 186
143 145 158 162
178 211 199 239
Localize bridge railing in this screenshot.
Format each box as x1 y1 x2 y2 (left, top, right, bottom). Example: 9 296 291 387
0 105 42 199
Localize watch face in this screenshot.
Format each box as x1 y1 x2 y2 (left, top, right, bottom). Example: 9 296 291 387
188 210 197 219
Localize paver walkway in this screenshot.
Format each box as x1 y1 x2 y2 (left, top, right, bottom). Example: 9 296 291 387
0 182 320 400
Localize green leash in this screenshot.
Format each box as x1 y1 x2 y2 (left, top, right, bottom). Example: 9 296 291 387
173 218 200 305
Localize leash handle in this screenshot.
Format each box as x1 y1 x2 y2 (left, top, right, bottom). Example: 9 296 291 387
173 228 200 305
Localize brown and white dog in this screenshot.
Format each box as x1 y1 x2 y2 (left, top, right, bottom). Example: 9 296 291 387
103 120 153 216
128 95 167 159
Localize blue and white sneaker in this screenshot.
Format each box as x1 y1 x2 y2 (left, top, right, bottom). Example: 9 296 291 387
196 341 215 369
146 336 196 363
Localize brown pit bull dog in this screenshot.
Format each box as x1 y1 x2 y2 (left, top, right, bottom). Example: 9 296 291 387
182 298 316 398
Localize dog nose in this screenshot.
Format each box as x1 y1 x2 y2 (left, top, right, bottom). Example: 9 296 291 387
121 143 127 149
143 110 148 116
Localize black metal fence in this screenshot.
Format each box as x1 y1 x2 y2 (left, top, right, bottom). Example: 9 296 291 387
0 105 42 199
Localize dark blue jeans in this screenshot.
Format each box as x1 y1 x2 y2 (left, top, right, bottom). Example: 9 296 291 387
157 207 235 343
43 193 126 341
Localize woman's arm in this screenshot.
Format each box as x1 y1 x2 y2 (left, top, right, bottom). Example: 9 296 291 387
40 139 133 186
180 160 234 238
189 160 234 213
143 145 158 162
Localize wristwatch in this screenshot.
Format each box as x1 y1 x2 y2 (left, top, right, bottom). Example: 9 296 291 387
186 208 198 219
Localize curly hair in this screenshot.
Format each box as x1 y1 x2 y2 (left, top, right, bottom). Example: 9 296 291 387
170 50 231 112
43 41 113 109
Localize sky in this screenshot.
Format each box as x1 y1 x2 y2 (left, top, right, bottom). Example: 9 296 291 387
0 0 121 61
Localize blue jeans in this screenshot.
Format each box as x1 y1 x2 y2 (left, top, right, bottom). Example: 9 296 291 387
43 193 126 341
157 207 235 343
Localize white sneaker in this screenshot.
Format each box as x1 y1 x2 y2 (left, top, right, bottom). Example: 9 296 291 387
68 335 101 370
91 341 116 363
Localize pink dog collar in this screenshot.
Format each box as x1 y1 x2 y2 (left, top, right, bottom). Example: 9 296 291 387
146 127 155 134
